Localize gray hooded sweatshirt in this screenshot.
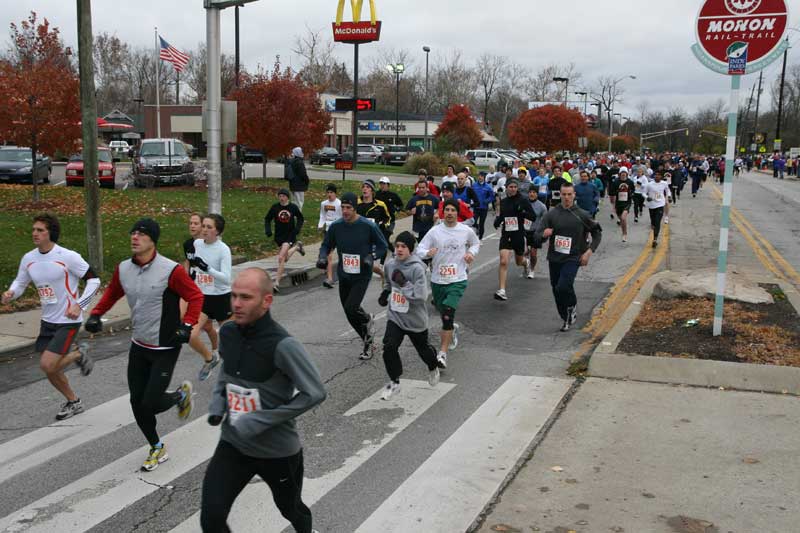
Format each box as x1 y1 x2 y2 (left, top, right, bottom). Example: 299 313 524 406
383 254 429 332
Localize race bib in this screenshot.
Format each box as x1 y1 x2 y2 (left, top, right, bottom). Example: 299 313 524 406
653 191 664 201
554 235 573 255
618 191 629 202
539 185 548 194
390 288 409 313
37 284 57 305
196 273 214 288
551 190 561 200
438 263 458 282
504 217 519 232
226 383 261 423
523 219 534 231
343 253 361 274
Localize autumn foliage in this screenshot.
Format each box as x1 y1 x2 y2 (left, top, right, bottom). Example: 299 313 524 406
508 105 587 153
587 130 609 153
229 61 330 159
611 135 639 153
434 104 482 154
0 13 81 158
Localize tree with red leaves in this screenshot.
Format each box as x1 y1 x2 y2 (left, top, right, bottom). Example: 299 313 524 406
611 134 639 153
587 130 609 153
434 104 483 154
229 60 330 176
0 12 81 202
508 105 588 153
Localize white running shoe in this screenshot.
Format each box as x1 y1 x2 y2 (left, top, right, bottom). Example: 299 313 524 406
664 216 670 224
428 367 440 387
622 236 627 243
527 269 535 280
494 289 508 301
449 323 460 350
381 381 400 400
436 351 447 369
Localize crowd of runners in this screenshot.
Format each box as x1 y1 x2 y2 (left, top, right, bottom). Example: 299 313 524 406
3 148 731 532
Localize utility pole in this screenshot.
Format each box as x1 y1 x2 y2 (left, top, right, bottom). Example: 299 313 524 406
738 83 756 151
206 6 222 214
235 4 240 87
774 40 788 151
77 0 103 271
752 70 763 153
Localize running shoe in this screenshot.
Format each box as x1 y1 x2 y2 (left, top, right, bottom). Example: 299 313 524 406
428 367 440 387
141 444 169 472
322 279 334 289
381 381 400 400
559 320 570 332
359 342 375 360
494 289 508 301
622 236 627 243
652 240 658 249
610 213 615 220
296 241 306 256
664 216 670 224
521 258 530 278
177 381 193 420
567 306 577 325
527 269 536 280
634 217 639 223
55 399 84 421
449 323 460 350
199 352 221 381
616 220 621 226
436 351 448 369
76 342 94 376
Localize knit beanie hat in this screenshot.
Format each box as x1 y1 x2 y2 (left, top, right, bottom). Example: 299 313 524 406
394 231 416 253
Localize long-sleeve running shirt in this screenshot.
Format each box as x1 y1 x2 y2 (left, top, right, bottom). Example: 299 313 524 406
318 216 388 280
193 239 232 295
417 222 480 284
265 202 304 243
318 198 343 230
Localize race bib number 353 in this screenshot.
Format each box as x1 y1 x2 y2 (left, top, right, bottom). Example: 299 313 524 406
226 383 261 423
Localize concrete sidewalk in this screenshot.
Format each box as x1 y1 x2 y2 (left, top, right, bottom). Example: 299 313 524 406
0 216 412 357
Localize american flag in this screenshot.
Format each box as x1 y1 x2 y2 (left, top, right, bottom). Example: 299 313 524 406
159 36 189 73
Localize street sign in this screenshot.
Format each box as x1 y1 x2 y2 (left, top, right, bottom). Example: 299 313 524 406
692 0 789 75
774 139 782 151
335 160 354 170
335 98 376 112
333 0 381 43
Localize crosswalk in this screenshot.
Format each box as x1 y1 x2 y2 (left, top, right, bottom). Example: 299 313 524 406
0 374 572 533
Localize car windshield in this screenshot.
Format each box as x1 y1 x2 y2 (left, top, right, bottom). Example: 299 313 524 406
140 141 186 157
386 145 406 151
69 151 114 163
358 145 375 151
0 150 32 162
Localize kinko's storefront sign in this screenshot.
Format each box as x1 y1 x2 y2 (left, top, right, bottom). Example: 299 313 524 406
692 0 789 75
332 0 382 43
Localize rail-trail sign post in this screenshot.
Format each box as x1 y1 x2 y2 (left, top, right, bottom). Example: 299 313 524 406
691 0 789 336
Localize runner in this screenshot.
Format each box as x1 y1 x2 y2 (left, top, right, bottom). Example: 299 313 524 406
317 192 388 360
437 182 474 224
632 167 649 223
317 183 342 289
608 167 633 242
86 218 201 471
375 176 405 242
442 164 458 185
182 212 219 362
189 214 231 381
3 213 100 420
417 199 480 368
406 179 439 241
453 172 480 213
264 189 306 293
494 178 535 300
533 167 550 206
377 232 441 400
201 268 325 533
535 182 602 332
644 171 671 248
547 166 570 208
357 179 392 277
472 171 496 240
415 169 439 197
575 170 600 218
525 188 548 280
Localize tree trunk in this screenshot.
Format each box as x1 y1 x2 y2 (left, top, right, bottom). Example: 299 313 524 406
30 141 39 203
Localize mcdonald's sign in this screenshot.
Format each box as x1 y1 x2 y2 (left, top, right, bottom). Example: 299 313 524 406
332 0 382 43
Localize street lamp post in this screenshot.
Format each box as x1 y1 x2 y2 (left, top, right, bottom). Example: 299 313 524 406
607 75 636 153
553 77 569 107
423 46 430 151
387 63 405 145
574 91 588 115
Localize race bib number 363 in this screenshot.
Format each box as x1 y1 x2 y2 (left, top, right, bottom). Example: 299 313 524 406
226 383 261 423
343 253 361 274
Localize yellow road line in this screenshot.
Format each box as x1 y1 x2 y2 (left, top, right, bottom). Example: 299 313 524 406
730 209 800 286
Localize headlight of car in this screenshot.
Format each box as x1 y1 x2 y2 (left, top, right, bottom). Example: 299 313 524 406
100 169 113 176
66 169 77 176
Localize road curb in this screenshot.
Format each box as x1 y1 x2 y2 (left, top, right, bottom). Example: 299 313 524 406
588 270 800 395
0 315 131 359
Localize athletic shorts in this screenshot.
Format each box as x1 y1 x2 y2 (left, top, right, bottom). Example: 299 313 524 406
525 231 541 250
35 321 80 355
431 281 467 311
202 293 232 322
275 237 295 248
499 232 526 256
615 204 631 218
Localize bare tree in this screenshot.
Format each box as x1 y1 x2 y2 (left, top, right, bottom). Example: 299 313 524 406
184 43 238 103
292 25 351 92
525 62 583 104
475 53 506 130
429 50 476 113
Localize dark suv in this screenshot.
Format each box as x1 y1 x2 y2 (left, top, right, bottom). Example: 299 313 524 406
310 147 340 165
381 145 410 166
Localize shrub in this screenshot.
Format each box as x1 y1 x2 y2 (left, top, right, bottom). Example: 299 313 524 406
404 152 443 176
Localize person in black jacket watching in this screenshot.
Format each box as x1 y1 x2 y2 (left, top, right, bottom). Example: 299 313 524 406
265 189 305 293
284 147 309 208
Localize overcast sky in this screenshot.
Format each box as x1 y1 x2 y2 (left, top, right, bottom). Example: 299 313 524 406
6 1 799 119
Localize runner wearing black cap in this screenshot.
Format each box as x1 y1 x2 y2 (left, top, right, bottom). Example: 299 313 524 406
494 179 535 301
86 218 202 471
406 180 439 241
437 182 474 224
318 193 388 360
265 189 305 293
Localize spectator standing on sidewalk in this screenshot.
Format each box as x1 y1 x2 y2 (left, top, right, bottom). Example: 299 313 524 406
285 147 309 208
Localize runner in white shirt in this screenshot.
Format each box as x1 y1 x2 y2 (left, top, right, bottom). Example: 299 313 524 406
644 171 672 248
632 168 649 223
2 214 100 420
318 183 343 289
416 199 480 368
189 213 232 381
442 164 458 185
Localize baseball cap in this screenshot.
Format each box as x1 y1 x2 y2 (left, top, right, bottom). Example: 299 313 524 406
379 176 391 184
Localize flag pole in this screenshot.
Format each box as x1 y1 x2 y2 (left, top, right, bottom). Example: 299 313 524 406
155 27 161 138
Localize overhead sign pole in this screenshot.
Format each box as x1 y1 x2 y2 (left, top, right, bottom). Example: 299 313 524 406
691 0 789 336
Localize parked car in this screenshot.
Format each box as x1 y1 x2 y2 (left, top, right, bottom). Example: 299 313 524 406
310 147 341 165
381 144 410 165
408 145 425 155
465 149 511 168
243 146 265 163
65 148 116 188
132 138 194 187
341 144 381 164
108 140 130 156
0 146 51 184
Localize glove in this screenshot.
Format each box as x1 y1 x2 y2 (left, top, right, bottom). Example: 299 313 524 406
190 257 209 271
362 255 374 274
316 258 328 270
391 268 408 286
493 217 501 229
174 323 192 344
85 315 102 333
378 289 390 307
646 196 653 202
208 414 223 426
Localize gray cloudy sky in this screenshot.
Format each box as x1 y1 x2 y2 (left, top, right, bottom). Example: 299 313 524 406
6 1 799 118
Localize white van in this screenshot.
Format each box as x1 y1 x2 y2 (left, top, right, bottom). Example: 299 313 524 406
465 149 508 168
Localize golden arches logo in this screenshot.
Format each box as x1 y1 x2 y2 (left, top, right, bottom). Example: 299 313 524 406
335 0 377 26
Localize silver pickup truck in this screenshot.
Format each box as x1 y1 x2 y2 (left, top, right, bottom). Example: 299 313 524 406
132 138 195 187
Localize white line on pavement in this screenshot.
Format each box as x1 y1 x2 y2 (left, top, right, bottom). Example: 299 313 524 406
171 379 456 533
354 375 573 533
0 395 133 484
338 310 387 337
